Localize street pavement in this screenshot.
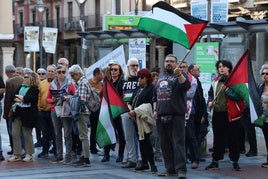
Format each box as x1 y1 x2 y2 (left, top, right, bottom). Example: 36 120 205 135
1 119 268 179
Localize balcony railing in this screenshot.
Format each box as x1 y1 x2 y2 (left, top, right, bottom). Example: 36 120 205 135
15 14 102 35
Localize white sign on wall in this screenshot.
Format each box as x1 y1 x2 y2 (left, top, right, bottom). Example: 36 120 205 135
129 38 146 69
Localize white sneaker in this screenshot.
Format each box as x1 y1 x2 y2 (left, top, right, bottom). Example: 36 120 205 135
8 155 21 162
22 154 33 162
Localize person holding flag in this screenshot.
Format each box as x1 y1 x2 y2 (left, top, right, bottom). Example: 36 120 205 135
206 60 243 171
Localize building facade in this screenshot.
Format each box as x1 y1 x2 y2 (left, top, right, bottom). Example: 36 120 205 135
0 0 14 80
12 0 268 72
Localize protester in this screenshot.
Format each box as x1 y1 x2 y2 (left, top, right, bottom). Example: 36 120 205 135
46 65 75 164
128 68 157 173
69 64 91 167
206 60 242 171
101 63 125 163
121 58 140 168
37 65 56 158
8 72 40 162
0 74 5 161
188 64 209 160
3 65 24 156
153 54 190 179
179 61 199 169
88 67 104 154
258 64 268 168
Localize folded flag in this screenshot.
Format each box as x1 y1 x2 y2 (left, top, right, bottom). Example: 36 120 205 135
138 1 208 49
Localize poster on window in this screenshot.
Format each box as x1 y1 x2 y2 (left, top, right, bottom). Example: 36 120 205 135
129 38 146 69
42 27 58 54
24 26 39 52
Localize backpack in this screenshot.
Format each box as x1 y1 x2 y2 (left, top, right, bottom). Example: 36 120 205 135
86 83 101 112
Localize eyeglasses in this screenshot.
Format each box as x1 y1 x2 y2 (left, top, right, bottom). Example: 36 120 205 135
38 73 46 75
57 71 66 74
24 76 29 79
165 60 176 63
110 68 119 72
262 73 268 76
138 76 145 79
130 64 139 67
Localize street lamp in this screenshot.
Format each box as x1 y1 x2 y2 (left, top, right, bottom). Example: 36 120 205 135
75 0 87 69
35 0 46 69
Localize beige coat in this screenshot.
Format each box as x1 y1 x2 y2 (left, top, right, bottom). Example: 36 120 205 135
134 103 156 140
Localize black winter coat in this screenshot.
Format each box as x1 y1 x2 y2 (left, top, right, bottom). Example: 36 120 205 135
13 85 39 128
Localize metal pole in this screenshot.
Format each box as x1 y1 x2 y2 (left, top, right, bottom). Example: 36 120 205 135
39 15 44 68
76 0 87 69
135 0 139 15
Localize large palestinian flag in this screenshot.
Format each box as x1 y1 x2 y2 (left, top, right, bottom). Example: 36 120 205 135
225 50 263 126
96 78 129 147
137 1 208 49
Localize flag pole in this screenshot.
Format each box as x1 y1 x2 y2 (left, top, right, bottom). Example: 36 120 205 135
176 47 192 68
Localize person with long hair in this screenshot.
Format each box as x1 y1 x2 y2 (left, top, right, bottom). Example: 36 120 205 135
8 72 40 162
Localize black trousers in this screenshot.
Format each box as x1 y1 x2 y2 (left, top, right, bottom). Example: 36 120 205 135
262 122 268 161
139 133 155 167
212 111 240 162
89 109 100 151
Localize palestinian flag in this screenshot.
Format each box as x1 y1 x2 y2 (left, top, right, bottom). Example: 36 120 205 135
96 78 129 147
225 50 263 126
137 1 208 49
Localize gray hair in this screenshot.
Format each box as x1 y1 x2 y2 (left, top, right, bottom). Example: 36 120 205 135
69 64 84 75
37 68 47 74
127 57 139 67
260 64 268 75
47 64 56 71
5 65 16 72
23 67 33 74
58 58 69 65
15 67 24 71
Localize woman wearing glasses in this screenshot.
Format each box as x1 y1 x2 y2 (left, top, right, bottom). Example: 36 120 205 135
8 72 40 162
46 65 75 164
128 68 157 174
258 64 268 168
101 63 126 163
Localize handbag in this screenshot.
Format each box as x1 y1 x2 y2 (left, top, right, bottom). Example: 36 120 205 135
61 101 71 118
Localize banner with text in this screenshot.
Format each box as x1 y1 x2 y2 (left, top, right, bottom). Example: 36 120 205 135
24 26 39 52
43 27 58 54
194 42 219 100
129 38 146 69
85 45 126 78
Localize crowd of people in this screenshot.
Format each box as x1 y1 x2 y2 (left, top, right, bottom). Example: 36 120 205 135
0 55 268 179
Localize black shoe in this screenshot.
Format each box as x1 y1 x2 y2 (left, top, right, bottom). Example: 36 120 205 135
199 158 206 162
50 157 64 163
72 157 91 167
116 155 123 163
101 155 110 162
205 161 219 170
232 162 240 171
261 162 268 168
122 161 136 168
49 147 56 154
135 163 149 171
7 150 13 155
151 165 158 174
34 141 42 148
0 153 5 161
240 150 246 154
38 152 48 158
245 151 257 157
90 148 99 154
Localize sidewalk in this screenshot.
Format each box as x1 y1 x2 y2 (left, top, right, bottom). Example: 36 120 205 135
1 118 268 179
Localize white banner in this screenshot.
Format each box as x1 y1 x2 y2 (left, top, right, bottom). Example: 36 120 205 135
129 38 146 69
24 26 39 52
85 45 126 78
43 27 58 54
